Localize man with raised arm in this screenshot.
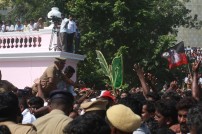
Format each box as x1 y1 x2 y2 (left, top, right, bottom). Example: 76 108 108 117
32 57 66 100
192 61 202 101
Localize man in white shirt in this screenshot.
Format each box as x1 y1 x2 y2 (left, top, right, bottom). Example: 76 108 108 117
59 14 69 52
21 108 36 124
67 14 76 53
1 21 6 32
5 20 15 32
19 97 36 124
27 19 35 31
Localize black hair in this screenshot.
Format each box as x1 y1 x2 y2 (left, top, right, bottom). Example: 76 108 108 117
0 125 11 134
143 101 155 113
196 125 202 134
120 90 128 94
156 127 175 134
187 104 202 131
50 92 74 109
84 110 106 119
118 96 143 116
51 98 73 108
18 97 29 109
28 96 44 109
184 90 192 97
146 92 160 101
161 91 181 102
0 91 21 122
63 113 110 134
155 99 178 124
17 87 32 98
176 97 197 111
64 66 75 74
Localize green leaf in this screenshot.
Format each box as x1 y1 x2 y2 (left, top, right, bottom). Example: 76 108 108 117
112 54 123 88
96 50 111 78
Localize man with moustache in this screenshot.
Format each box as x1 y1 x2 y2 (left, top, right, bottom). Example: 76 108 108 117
174 97 197 134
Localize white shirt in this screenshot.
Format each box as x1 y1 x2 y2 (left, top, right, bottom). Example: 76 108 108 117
60 18 68 33
67 20 76 33
1 24 5 32
184 77 189 84
199 78 202 85
21 108 36 124
28 24 35 31
6 25 14 32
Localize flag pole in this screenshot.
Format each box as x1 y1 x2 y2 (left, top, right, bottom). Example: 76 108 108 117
186 52 192 75
187 62 191 75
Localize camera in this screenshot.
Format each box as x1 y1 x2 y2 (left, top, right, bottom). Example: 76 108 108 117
50 16 61 23
47 7 62 23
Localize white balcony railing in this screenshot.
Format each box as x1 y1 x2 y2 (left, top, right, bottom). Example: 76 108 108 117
0 29 56 52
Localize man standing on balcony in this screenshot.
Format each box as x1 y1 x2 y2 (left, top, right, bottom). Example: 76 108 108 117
59 14 68 52
67 14 76 53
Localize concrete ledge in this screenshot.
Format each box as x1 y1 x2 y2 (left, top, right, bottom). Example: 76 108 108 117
0 51 86 62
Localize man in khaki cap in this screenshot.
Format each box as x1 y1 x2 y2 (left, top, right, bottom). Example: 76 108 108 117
33 90 74 134
106 104 141 134
0 91 37 134
81 99 108 118
32 57 66 99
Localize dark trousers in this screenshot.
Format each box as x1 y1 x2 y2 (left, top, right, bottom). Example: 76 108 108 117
67 33 74 53
75 37 80 53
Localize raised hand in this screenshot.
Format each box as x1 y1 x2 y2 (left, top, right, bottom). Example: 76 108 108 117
192 60 201 101
192 61 201 72
34 78 40 84
133 63 144 76
170 81 178 90
144 73 158 86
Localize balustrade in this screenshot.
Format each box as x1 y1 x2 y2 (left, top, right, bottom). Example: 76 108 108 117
0 29 53 52
0 36 42 49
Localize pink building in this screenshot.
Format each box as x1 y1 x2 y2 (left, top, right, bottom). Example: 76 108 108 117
0 29 85 89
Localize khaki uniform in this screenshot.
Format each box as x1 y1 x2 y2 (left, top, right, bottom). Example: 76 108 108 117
32 64 64 98
33 109 72 134
0 121 37 134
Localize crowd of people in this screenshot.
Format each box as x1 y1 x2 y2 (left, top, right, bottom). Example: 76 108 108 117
0 18 44 32
0 14 80 53
185 46 202 61
0 56 202 134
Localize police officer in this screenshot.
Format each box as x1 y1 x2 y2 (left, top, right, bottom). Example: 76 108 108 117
32 57 66 100
33 90 74 134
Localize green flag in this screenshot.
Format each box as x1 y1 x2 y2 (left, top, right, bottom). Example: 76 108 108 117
112 55 123 88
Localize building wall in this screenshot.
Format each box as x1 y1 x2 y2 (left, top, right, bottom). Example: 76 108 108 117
0 29 85 89
177 0 202 47
0 59 77 89
0 7 12 17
